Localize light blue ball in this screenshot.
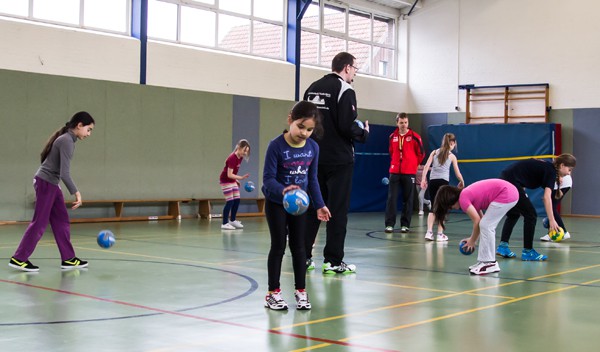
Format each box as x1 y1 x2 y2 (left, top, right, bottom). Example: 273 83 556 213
542 217 549 229
283 189 310 216
244 181 255 192
97 230 115 249
355 119 364 129
382 177 390 185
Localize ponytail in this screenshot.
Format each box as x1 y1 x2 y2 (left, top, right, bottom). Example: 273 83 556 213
40 111 95 163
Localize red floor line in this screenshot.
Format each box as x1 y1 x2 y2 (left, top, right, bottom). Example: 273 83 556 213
1 279 399 352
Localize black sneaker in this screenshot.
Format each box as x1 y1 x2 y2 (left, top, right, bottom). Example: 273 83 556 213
61 257 88 269
8 257 40 272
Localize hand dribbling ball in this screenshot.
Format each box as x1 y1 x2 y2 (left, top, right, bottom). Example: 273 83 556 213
382 177 390 185
542 217 549 229
459 240 474 255
283 189 310 216
244 181 255 192
548 227 565 242
97 230 116 249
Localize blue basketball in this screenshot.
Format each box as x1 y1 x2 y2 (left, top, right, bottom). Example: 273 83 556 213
244 181 255 192
459 240 474 255
355 119 365 129
542 217 549 229
97 230 116 249
283 189 310 216
382 177 390 185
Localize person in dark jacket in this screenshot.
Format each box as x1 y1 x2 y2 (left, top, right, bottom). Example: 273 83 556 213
303 52 369 274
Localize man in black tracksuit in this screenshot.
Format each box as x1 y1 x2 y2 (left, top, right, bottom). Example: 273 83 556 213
304 52 369 274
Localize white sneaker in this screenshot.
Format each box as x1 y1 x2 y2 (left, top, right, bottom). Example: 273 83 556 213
265 289 288 310
436 233 449 242
295 290 311 310
418 210 424 216
384 226 394 233
221 223 236 230
229 220 244 229
540 231 571 242
425 231 435 241
469 261 500 275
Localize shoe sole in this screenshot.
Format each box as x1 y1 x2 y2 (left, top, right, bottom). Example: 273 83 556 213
469 268 501 275
264 302 288 310
521 257 547 261
496 252 516 258
61 263 89 270
8 263 39 272
296 305 311 310
322 270 356 275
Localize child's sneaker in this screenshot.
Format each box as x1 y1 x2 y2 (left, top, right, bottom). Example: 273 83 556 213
8 257 39 272
228 220 244 229
221 223 236 230
540 234 551 242
384 226 394 233
264 289 288 310
425 231 435 241
322 262 356 274
295 290 311 310
418 210 424 216
469 261 500 275
521 248 547 261
496 242 516 258
400 226 410 233
61 257 88 270
306 258 315 271
436 233 449 242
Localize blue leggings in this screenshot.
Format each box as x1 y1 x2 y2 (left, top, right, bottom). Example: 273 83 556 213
222 199 240 224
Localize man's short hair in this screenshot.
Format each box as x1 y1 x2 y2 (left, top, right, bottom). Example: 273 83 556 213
396 112 408 121
332 52 356 73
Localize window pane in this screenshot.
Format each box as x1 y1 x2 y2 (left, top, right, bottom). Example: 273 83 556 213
0 0 28 17
84 0 128 33
301 30 319 65
189 0 214 4
148 0 177 41
253 0 282 22
348 41 371 73
374 15 394 46
323 4 344 33
218 14 250 53
320 35 345 65
181 6 216 47
349 10 370 41
33 0 79 25
219 0 250 16
301 1 319 30
373 46 394 78
253 21 282 59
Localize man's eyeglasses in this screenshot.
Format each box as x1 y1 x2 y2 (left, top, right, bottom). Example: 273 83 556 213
349 64 359 72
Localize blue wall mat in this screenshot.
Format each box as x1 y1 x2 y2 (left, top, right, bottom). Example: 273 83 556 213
572 108 600 215
428 123 558 216
350 124 397 212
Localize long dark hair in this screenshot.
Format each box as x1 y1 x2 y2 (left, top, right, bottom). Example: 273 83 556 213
432 185 463 230
40 111 95 163
436 133 456 166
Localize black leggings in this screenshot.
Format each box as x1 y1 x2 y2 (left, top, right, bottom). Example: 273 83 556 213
265 199 307 292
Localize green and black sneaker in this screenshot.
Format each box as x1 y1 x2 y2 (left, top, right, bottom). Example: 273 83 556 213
8 257 40 272
61 257 88 270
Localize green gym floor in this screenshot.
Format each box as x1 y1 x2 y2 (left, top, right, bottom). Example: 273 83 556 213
1 213 598 352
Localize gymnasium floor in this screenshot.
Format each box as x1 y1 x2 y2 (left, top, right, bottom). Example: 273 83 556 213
1 212 598 352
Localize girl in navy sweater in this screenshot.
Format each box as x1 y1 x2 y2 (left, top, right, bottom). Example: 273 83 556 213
262 101 331 310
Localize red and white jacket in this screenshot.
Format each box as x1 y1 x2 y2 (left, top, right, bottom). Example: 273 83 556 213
388 128 424 175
